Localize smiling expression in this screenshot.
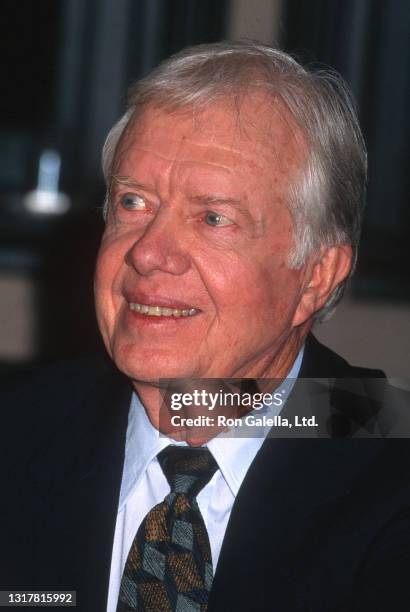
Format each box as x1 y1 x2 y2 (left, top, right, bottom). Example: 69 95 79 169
94 94 310 384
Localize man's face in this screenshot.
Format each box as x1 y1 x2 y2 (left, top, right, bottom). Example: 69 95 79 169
94 96 309 383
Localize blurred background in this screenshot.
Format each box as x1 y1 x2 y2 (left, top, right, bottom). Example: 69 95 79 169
1 0 409 381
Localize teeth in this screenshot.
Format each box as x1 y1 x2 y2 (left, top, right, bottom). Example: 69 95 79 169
129 302 198 317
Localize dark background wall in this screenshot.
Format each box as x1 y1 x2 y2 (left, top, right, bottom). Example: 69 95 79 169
0 0 408 379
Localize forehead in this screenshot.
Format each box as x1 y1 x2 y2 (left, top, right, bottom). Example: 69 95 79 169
113 94 306 189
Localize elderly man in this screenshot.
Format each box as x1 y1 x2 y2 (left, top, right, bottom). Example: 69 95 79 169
3 41 410 612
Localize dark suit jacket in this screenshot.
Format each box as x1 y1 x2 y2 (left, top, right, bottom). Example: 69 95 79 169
2 335 410 611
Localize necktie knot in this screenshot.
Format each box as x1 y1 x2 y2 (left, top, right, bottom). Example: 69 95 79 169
157 446 218 498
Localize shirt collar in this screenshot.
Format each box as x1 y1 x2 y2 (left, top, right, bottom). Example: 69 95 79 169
119 346 304 508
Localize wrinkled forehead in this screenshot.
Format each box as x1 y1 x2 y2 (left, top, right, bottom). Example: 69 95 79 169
113 93 307 178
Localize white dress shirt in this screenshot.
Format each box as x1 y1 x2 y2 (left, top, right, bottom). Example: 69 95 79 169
107 349 303 611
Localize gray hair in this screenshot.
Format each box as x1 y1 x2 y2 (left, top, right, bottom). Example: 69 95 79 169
102 40 367 320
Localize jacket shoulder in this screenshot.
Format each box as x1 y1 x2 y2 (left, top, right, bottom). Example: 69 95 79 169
1 353 130 459
301 334 386 379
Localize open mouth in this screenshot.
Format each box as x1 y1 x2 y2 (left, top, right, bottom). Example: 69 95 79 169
128 302 198 318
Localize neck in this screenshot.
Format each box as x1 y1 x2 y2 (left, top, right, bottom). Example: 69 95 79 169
133 325 310 445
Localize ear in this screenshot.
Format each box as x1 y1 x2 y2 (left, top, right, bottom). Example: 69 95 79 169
292 245 353 327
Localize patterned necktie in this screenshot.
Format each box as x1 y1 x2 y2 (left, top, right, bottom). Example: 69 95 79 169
117 446 218 611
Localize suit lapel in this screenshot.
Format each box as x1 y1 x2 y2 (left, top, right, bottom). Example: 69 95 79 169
209 439 379 611
27 359 132 611
209 335 385 611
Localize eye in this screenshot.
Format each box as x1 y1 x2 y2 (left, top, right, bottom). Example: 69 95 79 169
120 192 147 211
203 211 233 227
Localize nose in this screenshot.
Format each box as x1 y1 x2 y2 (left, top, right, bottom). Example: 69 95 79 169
125 210 191 276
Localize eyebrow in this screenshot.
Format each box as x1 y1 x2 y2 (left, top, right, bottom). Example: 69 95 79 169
111 177 243 207
110 174 152 192
191 194 241 206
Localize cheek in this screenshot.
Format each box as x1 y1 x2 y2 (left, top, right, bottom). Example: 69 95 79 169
94 236 127 319
213 254 302 329
197 250 282 319
95 249 116 300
